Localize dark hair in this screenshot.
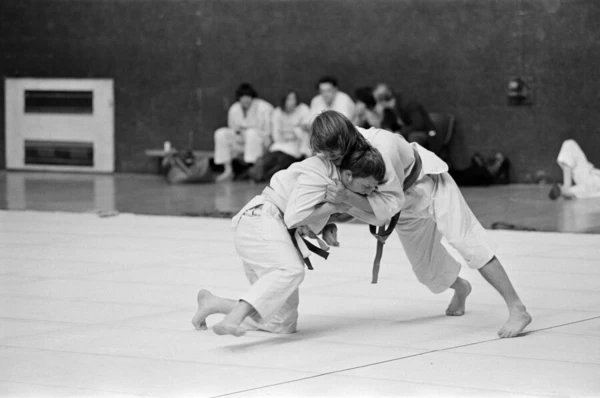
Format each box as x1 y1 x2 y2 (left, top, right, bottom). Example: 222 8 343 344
354 86 376 110
280 90 301 109
373 83 395 103
340 145 386 183
310 110 364 156
235 83 258 100
316 76 339 89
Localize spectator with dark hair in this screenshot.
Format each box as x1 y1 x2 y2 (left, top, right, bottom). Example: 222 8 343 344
373 83 437 149
309 76 355 121
213 83 273 181
352 86 382 129
248 90 312 182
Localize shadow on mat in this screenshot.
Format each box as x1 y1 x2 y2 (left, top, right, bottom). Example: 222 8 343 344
219 313 449 352
390 313 448 325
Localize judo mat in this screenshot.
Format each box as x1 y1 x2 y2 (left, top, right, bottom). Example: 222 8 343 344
1 210 599 397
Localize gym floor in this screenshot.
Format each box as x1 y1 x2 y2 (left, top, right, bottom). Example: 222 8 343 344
1 171 599 397
1 170 600 233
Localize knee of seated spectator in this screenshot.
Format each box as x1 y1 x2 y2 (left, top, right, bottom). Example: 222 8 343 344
244 128 262 140
214 127 232 141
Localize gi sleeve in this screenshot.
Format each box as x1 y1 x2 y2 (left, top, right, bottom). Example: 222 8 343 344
283 160 335 233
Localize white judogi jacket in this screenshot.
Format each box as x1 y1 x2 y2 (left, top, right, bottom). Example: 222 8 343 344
309 91 355 121
357 127 449 218
227 98 273 137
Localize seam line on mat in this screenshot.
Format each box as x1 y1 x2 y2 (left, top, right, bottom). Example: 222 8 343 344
210 315 600 397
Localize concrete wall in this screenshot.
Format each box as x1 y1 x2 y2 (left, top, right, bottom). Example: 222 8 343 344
1 0 599 180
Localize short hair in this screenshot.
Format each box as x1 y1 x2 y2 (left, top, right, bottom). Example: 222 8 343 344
310 110 364 156
340 145 386 183
280 90 301 109
354 86 376 110
235 83 258 100
373 83 395 103
316 76 339 89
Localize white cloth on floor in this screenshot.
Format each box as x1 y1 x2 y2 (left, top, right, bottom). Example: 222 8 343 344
557 139 600 199
357 127 496 293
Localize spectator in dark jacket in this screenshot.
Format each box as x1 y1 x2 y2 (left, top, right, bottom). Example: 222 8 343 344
373 83 437 149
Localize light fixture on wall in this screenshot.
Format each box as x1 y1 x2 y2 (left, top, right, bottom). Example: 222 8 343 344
507 76 534 106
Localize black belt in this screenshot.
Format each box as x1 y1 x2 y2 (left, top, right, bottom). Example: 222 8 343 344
288 228 329 270
369 148 422 283
261 186 330 271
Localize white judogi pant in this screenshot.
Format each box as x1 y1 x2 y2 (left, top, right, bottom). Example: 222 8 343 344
214 127 267 165
557 139 600 199
397 172 497 293
233 200 305 334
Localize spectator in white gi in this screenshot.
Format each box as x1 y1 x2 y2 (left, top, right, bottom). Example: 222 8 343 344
248 90 312 182
309 76 355 121
213 83 273 181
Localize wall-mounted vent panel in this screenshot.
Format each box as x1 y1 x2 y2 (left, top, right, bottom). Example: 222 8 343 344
25 140 94 166
25 90 93 114
6 78 114 172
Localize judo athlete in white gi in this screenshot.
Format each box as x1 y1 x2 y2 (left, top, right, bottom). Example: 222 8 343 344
549 139 600 200
310 111 532 338
192 146 387 336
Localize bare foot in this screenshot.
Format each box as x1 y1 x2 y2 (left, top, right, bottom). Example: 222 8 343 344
213 321 246 337
446 278 472 316
498 307 532 338
192 289 217 330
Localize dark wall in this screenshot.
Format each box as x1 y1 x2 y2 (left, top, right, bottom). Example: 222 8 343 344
1 0 599 180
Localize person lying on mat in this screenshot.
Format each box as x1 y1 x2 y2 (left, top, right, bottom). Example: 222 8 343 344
549 139 600 200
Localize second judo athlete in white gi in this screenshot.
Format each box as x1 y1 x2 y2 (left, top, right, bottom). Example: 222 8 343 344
310 111 532 339
192 145 387 336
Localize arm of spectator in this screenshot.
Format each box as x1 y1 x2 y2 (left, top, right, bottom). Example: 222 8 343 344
271 109 284 143
227 103 244 132
344 95 356 121
261 102 274 139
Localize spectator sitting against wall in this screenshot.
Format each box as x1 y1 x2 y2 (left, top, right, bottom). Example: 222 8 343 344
449 152 510 186
213 83 274 182
248 90 312 182
309 76 355 121
373 83 437 150
352 86 382 129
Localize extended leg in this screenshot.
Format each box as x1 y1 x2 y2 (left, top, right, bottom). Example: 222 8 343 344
431 172 532 337
479 257 532 338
